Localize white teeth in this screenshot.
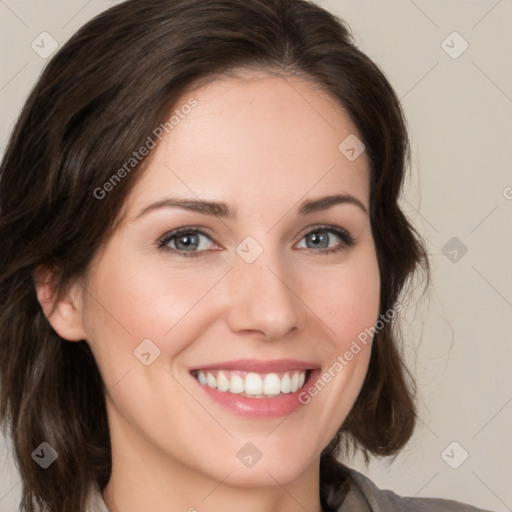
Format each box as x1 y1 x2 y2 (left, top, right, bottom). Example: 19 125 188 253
229 374 244 394
217 371 230 392
244 373 263 395
280 373 291 393
263 373 281 396
290 372 300 393
206 372 216 388
197 371 207 385
195 369 308 397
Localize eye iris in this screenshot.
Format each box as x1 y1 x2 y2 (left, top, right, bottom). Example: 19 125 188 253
306 231 329 249
175 233 199 251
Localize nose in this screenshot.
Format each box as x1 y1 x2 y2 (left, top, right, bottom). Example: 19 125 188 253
225 249 306 341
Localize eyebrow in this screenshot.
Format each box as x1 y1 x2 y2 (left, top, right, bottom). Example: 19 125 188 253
134 193 368 220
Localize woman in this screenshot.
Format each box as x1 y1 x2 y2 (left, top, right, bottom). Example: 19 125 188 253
0 0 495 511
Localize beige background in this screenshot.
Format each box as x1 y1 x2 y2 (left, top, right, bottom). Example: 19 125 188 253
1 1 511 510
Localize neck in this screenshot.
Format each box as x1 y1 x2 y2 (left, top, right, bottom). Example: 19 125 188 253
102 411 323 512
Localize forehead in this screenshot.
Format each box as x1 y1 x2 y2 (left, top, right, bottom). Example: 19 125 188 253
123 72 370 217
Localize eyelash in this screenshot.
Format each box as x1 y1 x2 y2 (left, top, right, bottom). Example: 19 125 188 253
157 224 356 258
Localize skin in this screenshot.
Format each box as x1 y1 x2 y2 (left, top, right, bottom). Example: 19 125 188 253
36 71 380 512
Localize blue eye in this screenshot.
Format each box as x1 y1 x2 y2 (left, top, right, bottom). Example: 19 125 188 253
158 227 216 257
158 225 355 258
296 226 355 255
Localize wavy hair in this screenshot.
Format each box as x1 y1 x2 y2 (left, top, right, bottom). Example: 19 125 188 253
0 0 430 510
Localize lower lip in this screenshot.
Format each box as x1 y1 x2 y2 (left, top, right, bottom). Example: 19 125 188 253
191 370 320 418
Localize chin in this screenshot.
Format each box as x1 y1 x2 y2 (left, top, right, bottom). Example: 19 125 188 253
222 460 310 488
233 441 318 488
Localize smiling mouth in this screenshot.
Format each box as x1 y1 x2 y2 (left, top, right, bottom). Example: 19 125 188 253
190 369 313 398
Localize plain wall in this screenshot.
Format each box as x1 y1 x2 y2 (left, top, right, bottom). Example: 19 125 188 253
1 1 511 510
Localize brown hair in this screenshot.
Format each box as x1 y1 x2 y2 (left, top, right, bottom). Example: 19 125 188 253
0 0 429 510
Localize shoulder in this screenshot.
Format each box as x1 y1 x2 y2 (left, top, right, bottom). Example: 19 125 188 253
344 465 496 512
320 453 495 512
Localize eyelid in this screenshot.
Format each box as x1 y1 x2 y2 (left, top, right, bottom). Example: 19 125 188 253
296 223 353 241
294 224 356 251
157 223 356 256
157 225 220 251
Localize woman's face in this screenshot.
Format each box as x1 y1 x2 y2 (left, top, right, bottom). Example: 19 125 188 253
73 72 380 487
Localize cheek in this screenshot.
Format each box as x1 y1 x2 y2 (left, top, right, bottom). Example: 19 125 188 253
298 247 380 415
334 268 380 342
309 250 381 349
81 254 227 374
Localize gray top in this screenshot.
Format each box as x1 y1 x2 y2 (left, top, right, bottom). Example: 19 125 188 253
85 455 495 512
331 466 495 511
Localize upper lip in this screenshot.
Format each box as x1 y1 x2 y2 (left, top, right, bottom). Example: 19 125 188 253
191 359 320 373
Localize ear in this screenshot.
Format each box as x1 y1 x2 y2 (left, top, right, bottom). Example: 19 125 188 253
33 265 87 342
